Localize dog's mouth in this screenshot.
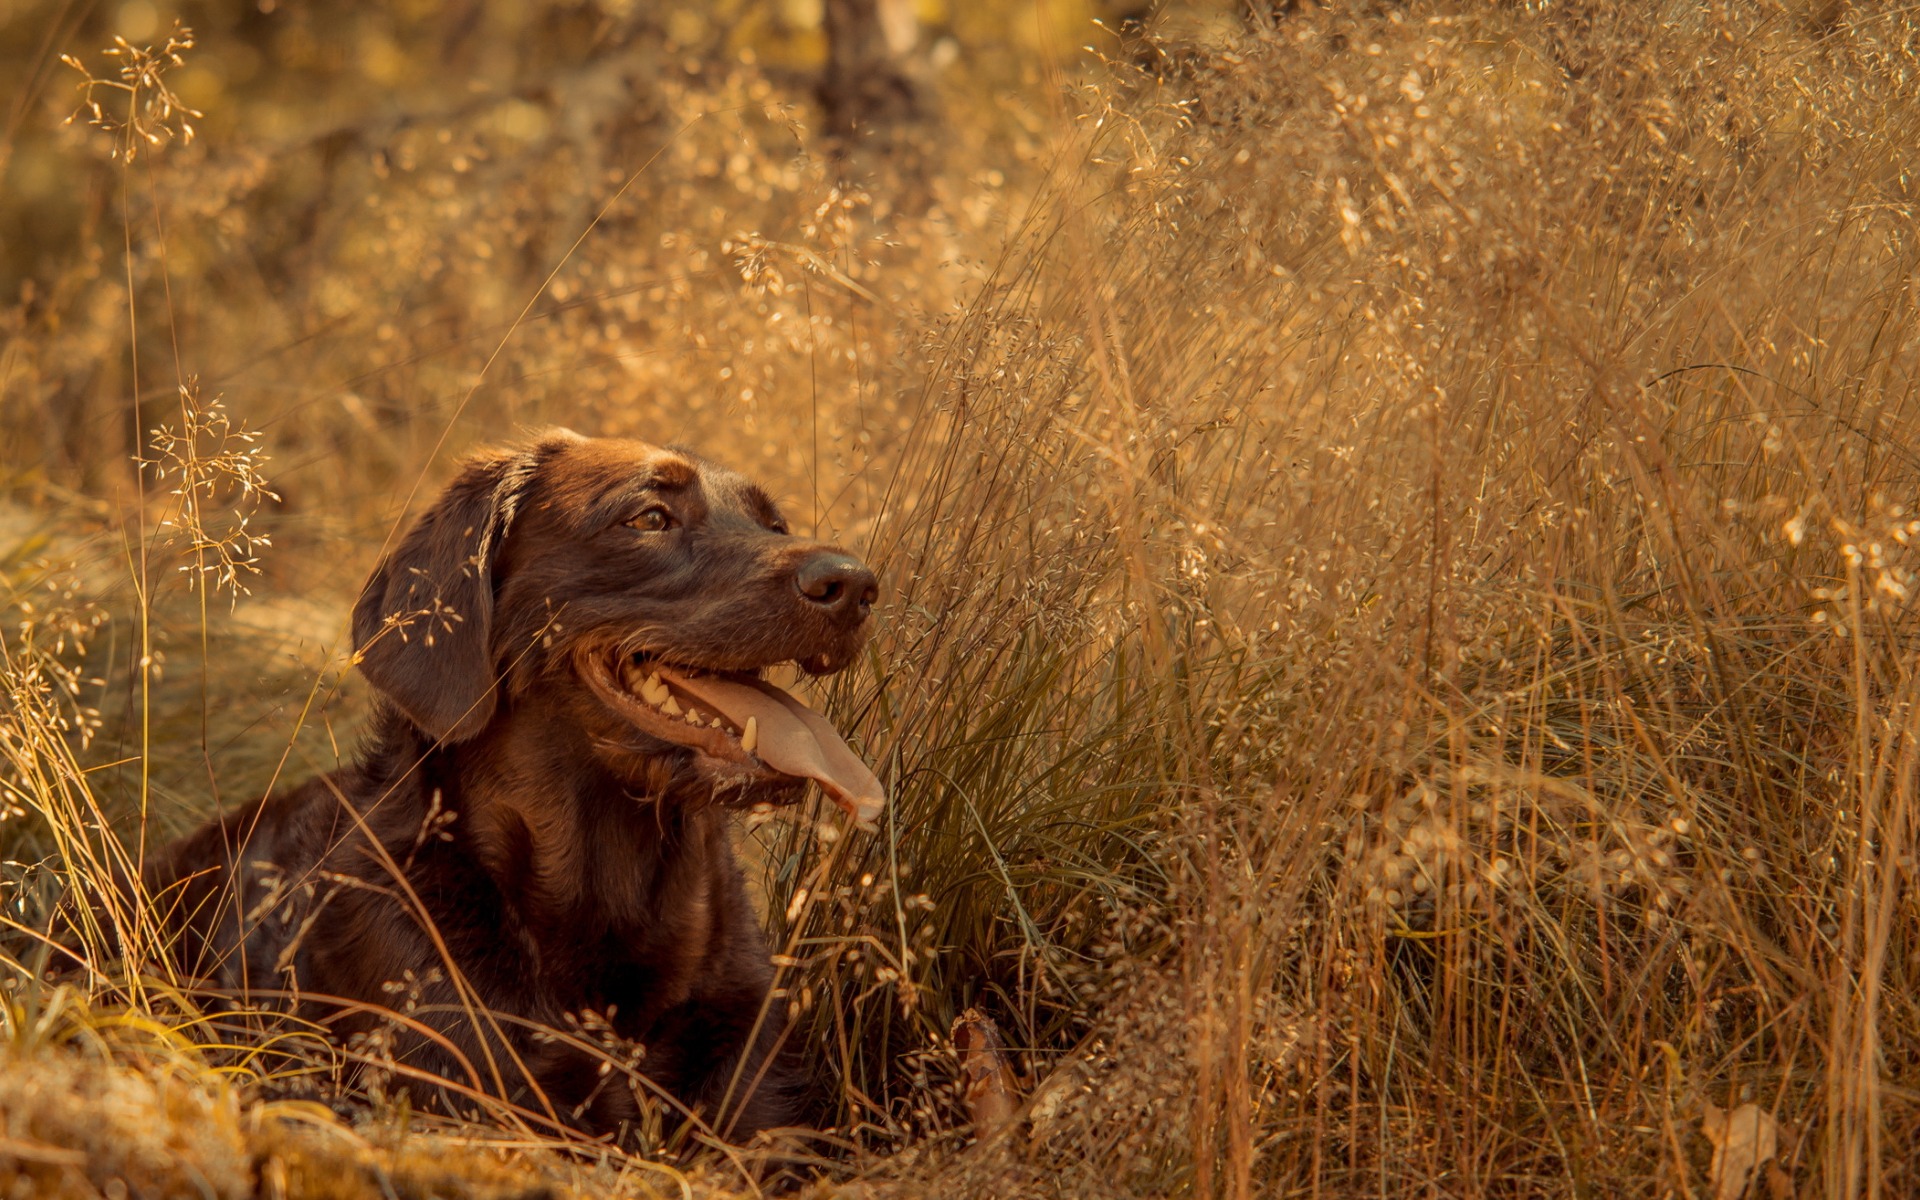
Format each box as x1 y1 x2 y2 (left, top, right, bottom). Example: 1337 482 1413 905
577 648 885 827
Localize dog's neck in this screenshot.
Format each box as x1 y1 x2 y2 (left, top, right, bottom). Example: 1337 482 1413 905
360 699 730 936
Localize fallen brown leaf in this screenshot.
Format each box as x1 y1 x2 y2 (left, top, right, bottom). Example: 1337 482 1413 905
1701 1102 1780 1200
1025 1058 1088 1146
952 1008 1021 1136
1765 1162 1795 1200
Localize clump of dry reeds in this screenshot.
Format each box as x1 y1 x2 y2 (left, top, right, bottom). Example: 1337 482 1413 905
774 3 1920 1194
2 1 1917 1197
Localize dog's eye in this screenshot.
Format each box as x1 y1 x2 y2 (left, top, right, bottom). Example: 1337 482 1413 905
769 521 790 536
630 507 677 532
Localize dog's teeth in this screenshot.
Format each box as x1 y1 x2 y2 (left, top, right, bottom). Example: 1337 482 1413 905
660 695 682 716
640 673 668 705
685 708 705 725
709 715 726 729
741 716 758 754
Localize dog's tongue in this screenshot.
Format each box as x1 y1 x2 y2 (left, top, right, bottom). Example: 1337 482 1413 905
661 670 885 827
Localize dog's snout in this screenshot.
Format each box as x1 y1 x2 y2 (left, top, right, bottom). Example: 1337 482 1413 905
794 551 877 622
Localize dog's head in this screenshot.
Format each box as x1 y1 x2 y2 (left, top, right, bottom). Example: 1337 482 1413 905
350 430 884 823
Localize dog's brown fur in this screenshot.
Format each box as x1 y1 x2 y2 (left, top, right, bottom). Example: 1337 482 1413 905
147 431 878 1140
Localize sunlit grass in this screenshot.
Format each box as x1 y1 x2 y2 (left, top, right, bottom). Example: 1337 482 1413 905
3 1 1918 1196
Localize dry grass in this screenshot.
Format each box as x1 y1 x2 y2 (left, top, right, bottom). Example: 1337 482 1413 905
2 0 1918 1196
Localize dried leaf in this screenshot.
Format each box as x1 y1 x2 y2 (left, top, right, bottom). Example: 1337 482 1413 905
1701 1102 1780 1200
1765 1162 1795 1200
1025 1058 1088 1145
952 1008 1020 1136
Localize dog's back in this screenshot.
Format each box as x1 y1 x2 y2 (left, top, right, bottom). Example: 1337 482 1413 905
150 711 790 1137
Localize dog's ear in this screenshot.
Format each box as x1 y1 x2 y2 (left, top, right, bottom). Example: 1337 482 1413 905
351 443 550 743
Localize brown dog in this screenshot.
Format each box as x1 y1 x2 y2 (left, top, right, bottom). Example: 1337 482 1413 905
147 431 884 1140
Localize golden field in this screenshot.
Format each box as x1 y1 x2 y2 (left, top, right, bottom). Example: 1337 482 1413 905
1 1 1916 1196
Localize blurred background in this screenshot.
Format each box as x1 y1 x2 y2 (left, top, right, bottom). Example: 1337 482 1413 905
2 0 1157 511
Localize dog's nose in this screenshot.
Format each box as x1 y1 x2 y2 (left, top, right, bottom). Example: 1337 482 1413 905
795 550 877 623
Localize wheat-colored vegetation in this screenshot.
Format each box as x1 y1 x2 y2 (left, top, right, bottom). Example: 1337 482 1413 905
2 0 1917 1195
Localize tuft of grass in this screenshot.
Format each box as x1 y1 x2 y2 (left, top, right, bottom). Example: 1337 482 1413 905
763 4 1920 1193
